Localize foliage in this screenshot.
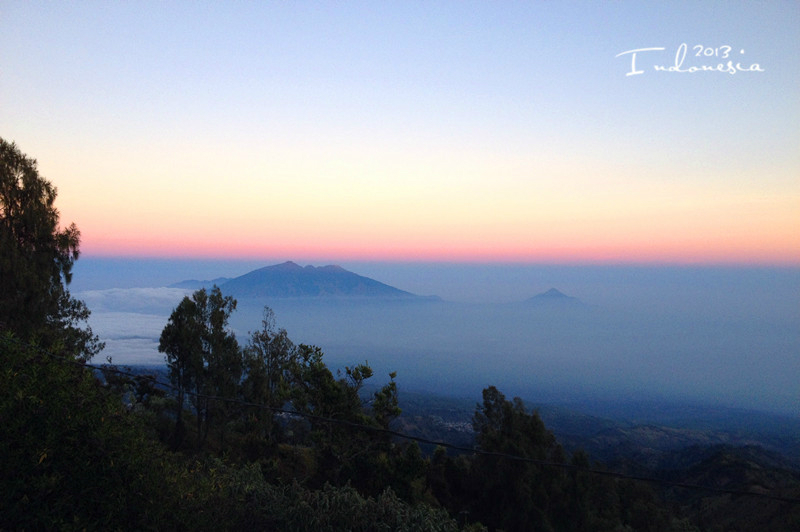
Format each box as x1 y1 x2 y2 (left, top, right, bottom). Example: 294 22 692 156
285 344 400 492
242 306 296 406
423 386 691 531
192 459 460 531
158 295 201 446
0 138 102 360
240 306 297 446
469 385 568 530
159 286 240 447
0 334 176 530
0 334 461 531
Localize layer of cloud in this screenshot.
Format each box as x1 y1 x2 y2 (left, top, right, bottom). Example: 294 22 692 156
79 287 190 314
86 306 175 366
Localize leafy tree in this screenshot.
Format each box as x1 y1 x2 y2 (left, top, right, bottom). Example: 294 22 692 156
243 307 295 406
237 312 413 497
0 333 178 530
285 346 390 488
370 370 402 430
468 386 568 530
240 306 296 446
286 348 425 501
199 286 241 446
159 286 240 448
424 386 690 531
0 138 102 360
159 295 203 446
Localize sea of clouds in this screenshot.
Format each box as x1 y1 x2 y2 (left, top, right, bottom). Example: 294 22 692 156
76 264 800 414
80 288 191 366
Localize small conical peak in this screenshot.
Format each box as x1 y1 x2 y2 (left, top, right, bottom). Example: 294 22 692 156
526 287 581 304
541 288 567 298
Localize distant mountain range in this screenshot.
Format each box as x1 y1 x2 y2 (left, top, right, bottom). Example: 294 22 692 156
170 261 438 300
170 263 587 304
169 277 232 289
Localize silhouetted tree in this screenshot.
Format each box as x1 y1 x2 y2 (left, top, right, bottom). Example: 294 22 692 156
469 386 567 531
159 286 240 447
159 295 203 446
0 333 176 530
0 138 102 360
241 306 296 445
200 287 241 446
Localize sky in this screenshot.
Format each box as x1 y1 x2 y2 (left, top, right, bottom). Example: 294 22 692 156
1 1 798 264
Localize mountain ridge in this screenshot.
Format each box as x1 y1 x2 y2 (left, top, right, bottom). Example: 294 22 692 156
168 277 232 289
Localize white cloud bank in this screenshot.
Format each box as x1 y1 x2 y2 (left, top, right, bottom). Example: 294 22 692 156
80 288 191 365
79 287 191 314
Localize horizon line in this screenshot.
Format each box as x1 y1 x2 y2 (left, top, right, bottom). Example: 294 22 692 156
78 252 800 269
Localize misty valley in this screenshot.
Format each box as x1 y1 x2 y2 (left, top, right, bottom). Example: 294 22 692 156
82 261 800 444
83 261 799 417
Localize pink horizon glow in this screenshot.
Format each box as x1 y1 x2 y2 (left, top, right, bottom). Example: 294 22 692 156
79 237 800 267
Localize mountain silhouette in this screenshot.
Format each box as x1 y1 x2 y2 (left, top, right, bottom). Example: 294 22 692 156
169 277 232 289
525 288 582 305
198 261 431 299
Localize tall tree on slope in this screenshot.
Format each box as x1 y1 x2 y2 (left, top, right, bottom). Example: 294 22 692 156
0 138 102 360
159 286 240 448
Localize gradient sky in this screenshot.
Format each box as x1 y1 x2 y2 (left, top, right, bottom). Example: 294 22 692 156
1 1 798 264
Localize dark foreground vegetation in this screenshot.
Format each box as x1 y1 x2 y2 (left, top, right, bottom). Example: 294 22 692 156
3 138 799 530
0 329 692 532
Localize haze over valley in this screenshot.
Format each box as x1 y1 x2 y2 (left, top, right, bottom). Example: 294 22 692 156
78 259 800 416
